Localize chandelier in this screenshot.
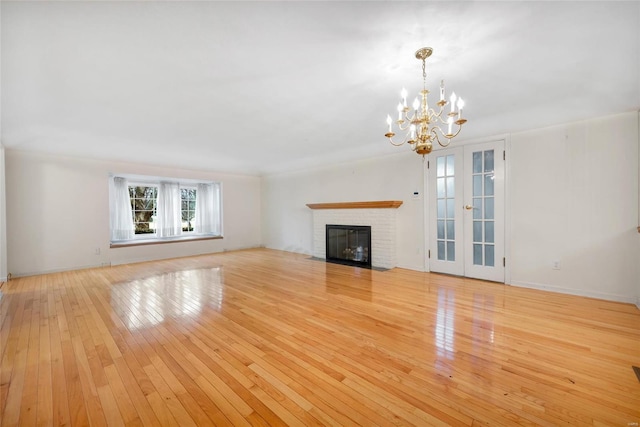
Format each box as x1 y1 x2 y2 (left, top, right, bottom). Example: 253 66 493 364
385 47 467 156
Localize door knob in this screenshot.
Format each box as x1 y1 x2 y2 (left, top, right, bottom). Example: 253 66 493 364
464 204 473 210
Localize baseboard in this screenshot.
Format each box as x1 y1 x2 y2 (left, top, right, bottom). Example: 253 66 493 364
395 262 426 272
8 246 265 278
510 280 636 305
8 263 111 279
222 244 264 252
110 245 263 267
636 296 640 311
265 245 312 256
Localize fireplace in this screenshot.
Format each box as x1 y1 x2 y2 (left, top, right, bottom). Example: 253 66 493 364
309 201 401 269
325 224 372 268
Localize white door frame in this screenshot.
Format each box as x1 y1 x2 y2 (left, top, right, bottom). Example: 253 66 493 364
423 135 512 283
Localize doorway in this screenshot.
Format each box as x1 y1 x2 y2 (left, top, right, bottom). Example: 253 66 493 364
427 140 505 282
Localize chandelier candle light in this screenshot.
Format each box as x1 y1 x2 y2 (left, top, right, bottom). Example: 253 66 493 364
385 47 467 156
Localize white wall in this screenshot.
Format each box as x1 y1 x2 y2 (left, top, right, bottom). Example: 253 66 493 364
637 110 640 310
0 146 7 282
509 112 638 303
5 150 262 276
0 8 6 282
263 112 639 304
261 151 425 271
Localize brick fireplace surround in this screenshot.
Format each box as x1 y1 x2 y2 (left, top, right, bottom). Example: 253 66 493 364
306 201 403 270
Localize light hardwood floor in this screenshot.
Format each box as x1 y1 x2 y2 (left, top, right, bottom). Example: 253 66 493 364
1 248 639 426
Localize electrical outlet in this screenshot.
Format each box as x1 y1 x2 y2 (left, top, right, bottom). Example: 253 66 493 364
95 247 101 255
552 260 561 270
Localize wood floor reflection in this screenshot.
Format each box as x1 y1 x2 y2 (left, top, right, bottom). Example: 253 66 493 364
1 248 639 426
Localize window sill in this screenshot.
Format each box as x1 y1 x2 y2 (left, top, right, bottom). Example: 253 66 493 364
110 235 223 248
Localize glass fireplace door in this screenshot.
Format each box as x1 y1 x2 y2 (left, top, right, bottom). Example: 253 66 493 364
326 225 371 268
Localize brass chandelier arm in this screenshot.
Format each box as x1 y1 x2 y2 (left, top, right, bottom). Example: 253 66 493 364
429 108 451 125
389 138 408 147
425 103 445 120
430 124 463 148
396 120 413 132
447 125 464 140
385 133 409 147
431 130 450 148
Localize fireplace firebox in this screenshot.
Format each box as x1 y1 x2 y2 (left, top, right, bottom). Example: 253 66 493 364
325 224 371 268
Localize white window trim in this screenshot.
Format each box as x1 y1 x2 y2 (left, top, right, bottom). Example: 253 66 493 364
109 174 223 247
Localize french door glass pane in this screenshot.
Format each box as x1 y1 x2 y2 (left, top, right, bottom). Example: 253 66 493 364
437 157 446 177
471 149 496 267
437 178 445 197
446 242 455 261
484 175 494 196
446 177 455 196
473 221 482 242
485 245 495 267
436 154 456 263
446 220 455 239
485 197 494 219
446 199 455 217
473 152 482 173
473 198 482 219
485 221 494 243
473 244 482 265
437 200 445 218
484 150 494 172
446 155 455 175
473 175 482 196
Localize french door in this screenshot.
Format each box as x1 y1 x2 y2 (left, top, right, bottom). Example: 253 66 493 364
428 140 505 282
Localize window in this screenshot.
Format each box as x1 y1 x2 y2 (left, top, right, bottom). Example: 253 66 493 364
130 185 157 234
110 175 222 246
181 188 196 232
128 185 197 235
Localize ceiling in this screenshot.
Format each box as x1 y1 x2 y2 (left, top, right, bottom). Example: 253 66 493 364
1 1 639 176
